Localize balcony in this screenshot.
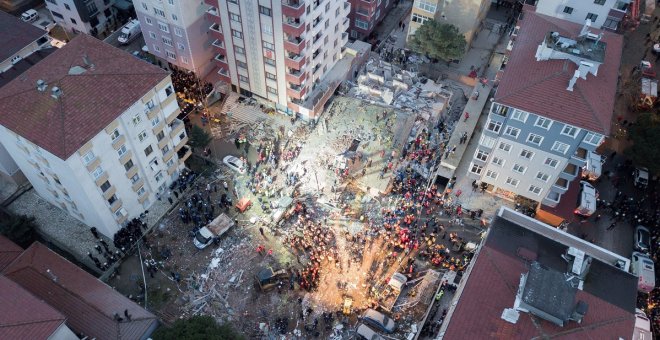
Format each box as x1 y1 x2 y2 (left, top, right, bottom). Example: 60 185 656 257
283 18 305 36
212 39 225 49
343 2 350 12
552 178 569 193
207 6 219 16
287 84 306 99
214 53 228 64
216 67 231 83
103 186 117 201
285 53 306 69
163 148 175 162
167 162 178 176
165 107 180 124
109 199 122 213
170 118 185 138
178 145 192 163
131 177 144 192
209 23 223 40
158 136 169 150
175 135 189 152
286 69 306 85
284 36 306 54
282 0 305 17
112 135 126 150
561 163 578 178
341 32 349 44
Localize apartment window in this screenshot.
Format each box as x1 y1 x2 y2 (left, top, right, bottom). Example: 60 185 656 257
235 46 245 55
262 23 273 36
151 116 160 127
232 29 243 39
149 31 156 39
520 149 534 160
594 0 606 4
583 132 603 146
145 17 152 25
64 3 70 10
124 159 134 171
504 126 520 138
544 157 559 168
100 180 111 192
154 8 165 17
527 133 543 146
174 27 183 36
166 50 176 59
177 43 185 51
161 145 170 154
52 11 64 19
264 57 276 66
155 171 164 182
586 13 598 21
335 23 339 32
92 166 103 179
237 61 247 69
137 130 147 142
230 13 241 22
167 158 175 167
551 141 570 154
469 163 483 175
528 185 542 195
171 14 178 21
563 6 574 14
156 130 165 141
535 117 552 129
512 164 526 174
259 5 272 16
561 125 579 137
498 142 512 152
239 75 249 83
107 194 118 205
132 114 142 126
130 173 140 184
511 109 528 122
475 149 489 162
415 0 437 13
492 157 505 166
267 86 278 95
486 120 502 133
145 145 153 156
411 13 432 24
70 18 77 24
479 135 496 148
536 172 550 182
117 145 128 157
110 129 120 141
137 187 146 196
228 0 237 3
181 56 189 64
167 0 174 4
82 151 95 165
153 45 160 52
263 41 274 51
162 37 173 46
506 177 519 187
355 19 369 29
141 2 147 10
265 72 277 81
492 103 509 116
486 170 498 179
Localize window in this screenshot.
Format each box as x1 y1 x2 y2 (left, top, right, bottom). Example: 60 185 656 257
535 117 552 129
264 57 276 66
513 164 526 174
583 132 603 146
237 61 247 69
92 166 103 179
167 0 174 4
100 180 111 192
151 116 160 127
411 13 432 24
498 142 512 152
141 2 147 10
265 72 277 81
527 133 543 146
166 50 176 59
475 149 489 162
469 163 483 175
82 151 95 165
551 141 570 154
267 86 278 95
228 0 237 3
486 170 498 179
154 8 165 17
161 145 169 154
144 145 153 156
117 144 127 157
561 125 579 137
162 37 173 46
492 103 509 116
415 0 437 12
563 6 574 14
520 149 534 160
171 14 178 21
64 3 70 10
263 41 274 51
70 18 77 24
155 171 164 182
137 187 146 196
355 19 368 29
506 177 519 187
259 5 272 16
52 11 64 19
149 31 156 39
138 130 148 142
586 13 598 21
181 56 189 64
486 120 502 133
511 109 528 122
157 22 169 32
232 29 243 39
536 172 550 182
492 157 505 166
594 0 606 5
110 129 120 141
107 194 117 205
153 45 160 52
528 185 542 195
145 17 152 25
239 75 249 83
262 23 273 36
544 157 559 168
230 13 241 22
174 27 183 36
504 126 520 138
479 135 496 148
156 131 165 141
124 159 134 171
132 114 142 126
235 46 245 55
130 173 140 184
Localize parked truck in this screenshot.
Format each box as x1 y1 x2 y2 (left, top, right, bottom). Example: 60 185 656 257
118 19 141 45
379 272 408 312
193 213 234 249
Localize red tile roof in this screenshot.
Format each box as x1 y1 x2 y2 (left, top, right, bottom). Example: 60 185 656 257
494 8 623 135
2 242 158 340
0 235 23 271
0 11 48 63
0 275 67 339
0 34 169 159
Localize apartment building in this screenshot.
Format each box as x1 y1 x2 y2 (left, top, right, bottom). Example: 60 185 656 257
407 0 490 49
134 0 216 78
0 34 191 238
204 0 352 119
468 7 622 207
347 0 395 40
534 0 630 31
44 0 117 36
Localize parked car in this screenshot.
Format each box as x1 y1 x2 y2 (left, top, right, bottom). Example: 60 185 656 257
634 225 651 253
20 9 39 23
360 309 396 334
631 252 656 294
633 167 649 189
356 323 383 340
223 155 245 174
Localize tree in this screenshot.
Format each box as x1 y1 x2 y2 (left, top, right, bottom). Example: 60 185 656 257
152 316 244 340
409 21 467 61
626 112 660 174
189 125 212 150
0 208 37 248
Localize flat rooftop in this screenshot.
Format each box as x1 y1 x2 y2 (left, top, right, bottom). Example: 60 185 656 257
545 31 607 63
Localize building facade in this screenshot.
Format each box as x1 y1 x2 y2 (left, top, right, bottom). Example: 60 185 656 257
407 0 491 50
0 34 191 238
204 0 352 119
467 7 622 207
534 0 630 31
44 0 117 36
134 0 216 78
347 0 394 40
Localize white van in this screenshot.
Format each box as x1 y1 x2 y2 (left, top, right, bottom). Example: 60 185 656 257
633 308 652 340
574 181 597 217
20 9 39 23
581 152 604 181
631 251 655 294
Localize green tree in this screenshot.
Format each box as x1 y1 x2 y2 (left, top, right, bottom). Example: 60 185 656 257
0 208 37 248
409 21 467 61
152 316 244 340
626 112 660 174
189 125 212 150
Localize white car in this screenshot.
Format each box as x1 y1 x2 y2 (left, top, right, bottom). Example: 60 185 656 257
223 155 245 174
356 324 383 340
633 167 649 188
20 9 39 23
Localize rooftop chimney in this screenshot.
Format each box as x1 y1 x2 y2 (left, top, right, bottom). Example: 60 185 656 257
567 70 580 91
36 79 48 92
51 86 62 99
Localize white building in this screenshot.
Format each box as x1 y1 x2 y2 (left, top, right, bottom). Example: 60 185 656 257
45 0 117 36
205 0 353 119
0 34 191 238
534 0 630 31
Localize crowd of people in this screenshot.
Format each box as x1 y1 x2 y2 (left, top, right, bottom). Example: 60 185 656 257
170 67 213 105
